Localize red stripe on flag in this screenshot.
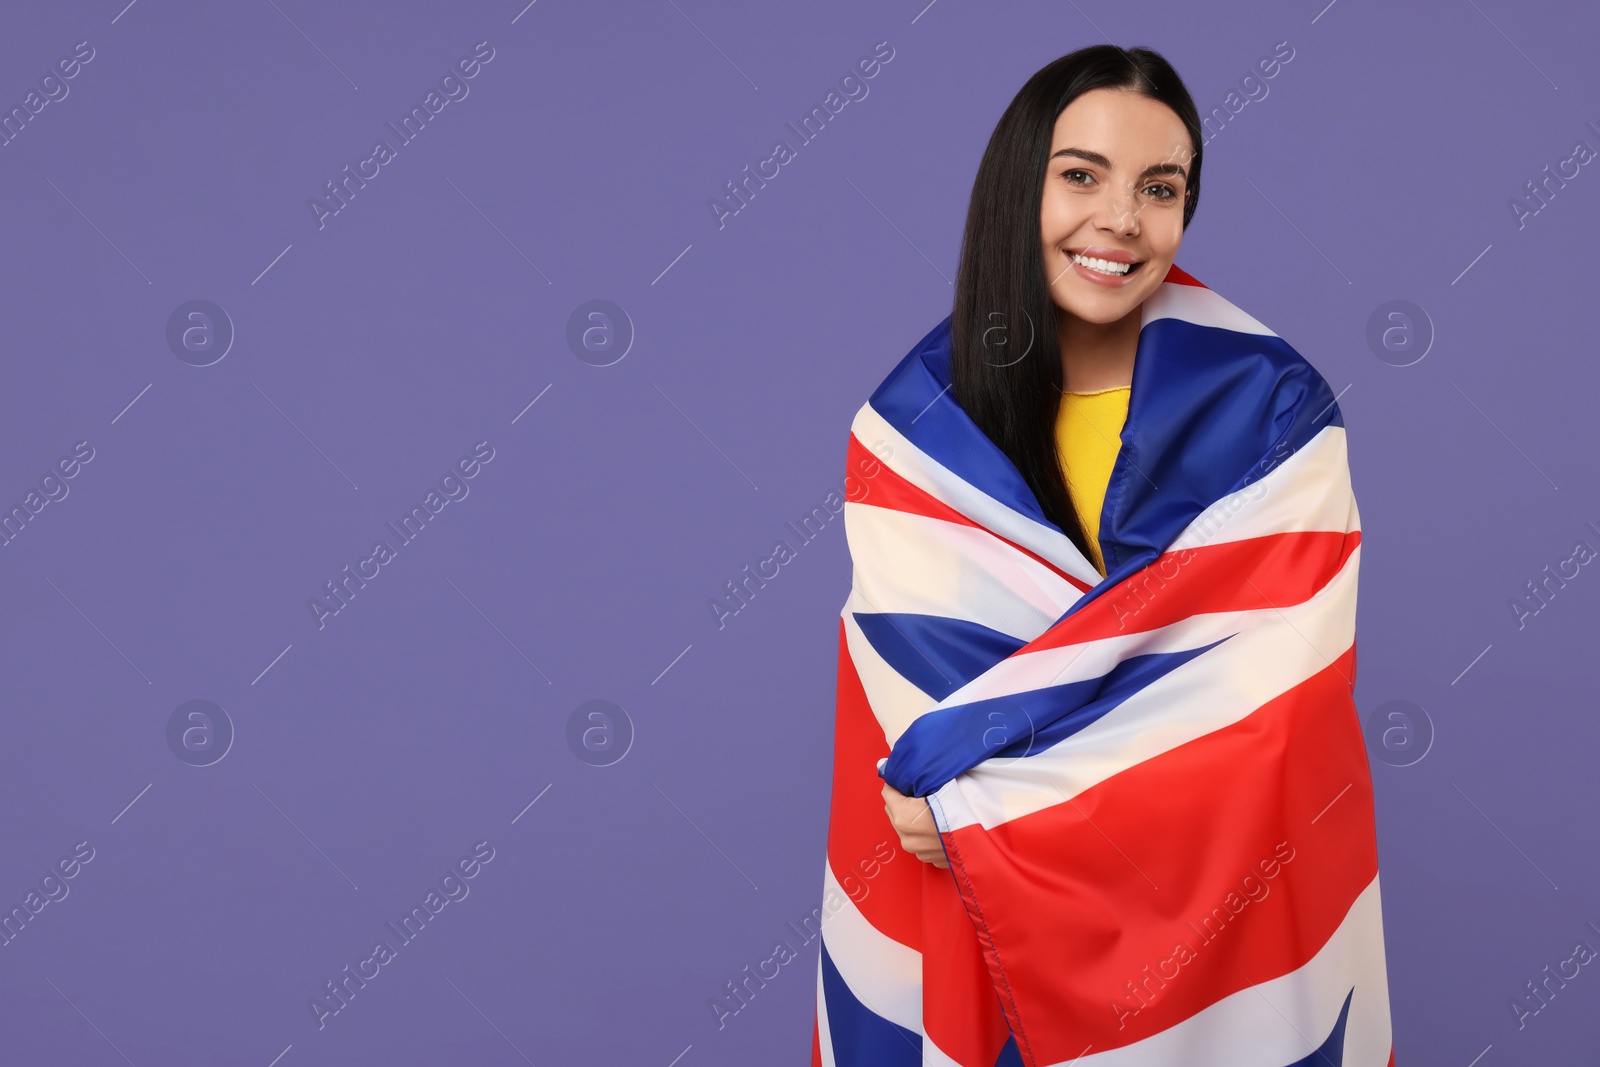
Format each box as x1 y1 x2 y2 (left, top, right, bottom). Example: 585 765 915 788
847 433 977 531
1160 262 1207 287
846 434 1093 594
1030 529 1360 651
827 618 925 950
939 642 1377 1062
921 859 1014 1067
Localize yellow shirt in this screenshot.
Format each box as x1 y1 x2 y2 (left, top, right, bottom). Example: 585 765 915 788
1054 386 1130 575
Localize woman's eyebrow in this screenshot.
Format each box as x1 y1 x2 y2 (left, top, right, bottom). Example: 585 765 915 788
1050 147 1187 181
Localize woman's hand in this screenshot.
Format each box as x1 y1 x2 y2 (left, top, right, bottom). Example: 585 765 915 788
881 782 948 868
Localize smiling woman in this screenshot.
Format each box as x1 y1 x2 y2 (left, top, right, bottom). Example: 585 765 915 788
815 43 1396 1067
953 73 1201 568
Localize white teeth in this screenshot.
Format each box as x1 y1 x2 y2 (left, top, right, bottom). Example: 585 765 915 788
1071 253 1133 276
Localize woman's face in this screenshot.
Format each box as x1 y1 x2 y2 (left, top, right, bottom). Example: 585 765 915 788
1040 88 1193 326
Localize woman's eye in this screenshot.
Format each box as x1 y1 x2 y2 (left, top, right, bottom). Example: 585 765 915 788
1143 184 1177 200
1062 169 1093 186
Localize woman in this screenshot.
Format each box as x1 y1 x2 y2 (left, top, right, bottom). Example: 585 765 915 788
814 45 1394 1066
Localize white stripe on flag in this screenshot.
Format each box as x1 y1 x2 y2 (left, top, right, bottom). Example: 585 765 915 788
1168 425 1355 553
818 859 923 1034
1043 873 1393 1067
850 403 1102 584
1141 279 1279 337
845 505 1082 639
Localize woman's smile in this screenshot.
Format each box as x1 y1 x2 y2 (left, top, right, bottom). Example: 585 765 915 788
1061 245 1147 287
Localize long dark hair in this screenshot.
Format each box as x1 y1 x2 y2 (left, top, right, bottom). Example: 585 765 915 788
950 45 1202 561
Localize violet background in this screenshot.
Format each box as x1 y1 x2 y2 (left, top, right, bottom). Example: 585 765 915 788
0 0 1596 1063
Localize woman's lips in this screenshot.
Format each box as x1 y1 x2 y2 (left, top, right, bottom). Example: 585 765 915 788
1066 253 1145 288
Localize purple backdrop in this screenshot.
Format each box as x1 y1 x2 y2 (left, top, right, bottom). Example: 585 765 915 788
0 0 1595 1062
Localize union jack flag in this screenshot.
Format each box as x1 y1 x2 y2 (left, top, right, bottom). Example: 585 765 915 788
813 265 1395 1066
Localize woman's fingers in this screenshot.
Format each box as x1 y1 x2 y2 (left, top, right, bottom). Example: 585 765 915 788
881 782 948 867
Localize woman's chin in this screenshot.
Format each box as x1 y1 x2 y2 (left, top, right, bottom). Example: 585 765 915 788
1054 292 1144 325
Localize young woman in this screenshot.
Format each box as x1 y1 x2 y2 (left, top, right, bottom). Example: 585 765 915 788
815 45 1394 1066
882 54 1195 869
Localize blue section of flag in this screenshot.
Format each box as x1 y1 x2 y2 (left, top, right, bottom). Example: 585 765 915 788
1097 314 1343 581
994 1032 1025 1067
867 316 1055 531
819 938 922 1065
853 611 1028 701
881 635 1232 798
1286 987 1353 1066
